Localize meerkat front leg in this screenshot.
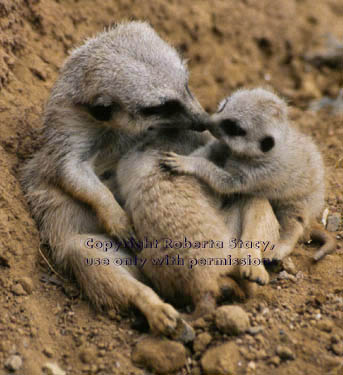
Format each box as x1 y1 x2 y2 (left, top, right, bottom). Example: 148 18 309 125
58 158 134 241
160 151 259 196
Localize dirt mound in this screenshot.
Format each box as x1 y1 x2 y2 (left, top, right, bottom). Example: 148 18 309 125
0 0 342 374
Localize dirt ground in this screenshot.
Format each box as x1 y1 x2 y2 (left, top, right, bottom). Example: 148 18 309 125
0 0 342 374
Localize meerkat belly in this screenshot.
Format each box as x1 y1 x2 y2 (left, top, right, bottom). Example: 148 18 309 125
118 150 235 247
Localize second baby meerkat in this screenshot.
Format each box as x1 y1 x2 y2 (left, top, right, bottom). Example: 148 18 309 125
161 88 336 262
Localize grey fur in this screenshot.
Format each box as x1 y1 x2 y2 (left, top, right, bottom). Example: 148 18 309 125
161 88 336 261
20 21 209 339
116 126 280 316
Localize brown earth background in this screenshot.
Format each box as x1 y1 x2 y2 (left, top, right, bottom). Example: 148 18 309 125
0 0 343 374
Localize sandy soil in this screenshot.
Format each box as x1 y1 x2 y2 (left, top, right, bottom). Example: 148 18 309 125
0 0 342 374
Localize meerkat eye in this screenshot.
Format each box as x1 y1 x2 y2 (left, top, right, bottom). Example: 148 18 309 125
260 136 275 152
86 102 120 122
220 119 246 137
140 100 184 117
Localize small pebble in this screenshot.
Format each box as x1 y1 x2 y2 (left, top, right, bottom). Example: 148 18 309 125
193 332 212 353
79 347 96 364
248 326 264 335
11 283 27 296
326 213 341 232
247 361 256 371
43 347 54 358
5 355 23 371
215 305 250 335
268 356 281 366
132 337 186 374
42 362 67 375
332 342 343 356
18 277 34 294
278 271 296 282
201 342 239 375
276 345 295 360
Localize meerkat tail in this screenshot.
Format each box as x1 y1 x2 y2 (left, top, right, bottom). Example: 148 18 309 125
310 223 337 261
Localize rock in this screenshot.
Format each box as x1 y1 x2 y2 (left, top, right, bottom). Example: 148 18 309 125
276 345 295 360
324 355 343 371
268 356 281 366
248 326 264 335
255 349 268 360
326 213 341 232
201 342 240 375
332 342 343 356
42 362 66 375
247 361 256 371
193 332 212 353
215 306 250 335
79 347 96 364
331 334 340 344
5 355 23 371
18 277 34 294
43 347 54 358
11 283 27 296
278 271 296 282
193 317 208 329
317 319 334 332
132 337 186 374
282 257 296 275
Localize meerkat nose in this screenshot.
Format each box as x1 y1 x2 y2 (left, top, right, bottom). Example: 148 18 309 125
200 118 221 138
190 113 212 132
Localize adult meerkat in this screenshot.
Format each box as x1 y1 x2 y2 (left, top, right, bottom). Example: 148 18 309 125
116 126 280 316
21 21 211 340
161 88 336 262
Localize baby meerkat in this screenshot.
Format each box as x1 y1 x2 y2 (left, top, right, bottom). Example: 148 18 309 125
161 88 336 262
21 21 210 340
116 126 280 316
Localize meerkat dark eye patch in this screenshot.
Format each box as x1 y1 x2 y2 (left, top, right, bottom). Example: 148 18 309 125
140 100 184 117
220 119 246 137
260 136 275 153
86 102 120 122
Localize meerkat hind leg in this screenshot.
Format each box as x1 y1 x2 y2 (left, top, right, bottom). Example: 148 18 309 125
238 197 280 285
64 233 193 341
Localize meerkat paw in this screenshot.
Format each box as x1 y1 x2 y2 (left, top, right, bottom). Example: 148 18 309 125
147 302 195 342
159 151 193 175
98 208 136 242
240 263 269 285
264 242 293 261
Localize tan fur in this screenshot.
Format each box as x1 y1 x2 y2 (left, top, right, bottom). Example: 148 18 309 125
20 21 210 339
117 128 281 315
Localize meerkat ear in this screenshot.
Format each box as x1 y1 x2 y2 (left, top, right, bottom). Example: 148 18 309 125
259 99 288 121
